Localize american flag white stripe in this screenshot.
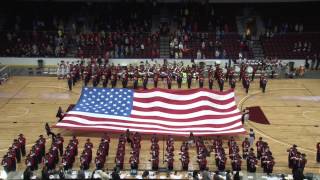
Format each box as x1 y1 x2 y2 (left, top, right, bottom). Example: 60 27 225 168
57 118 243 131
132 100 237 110
134 90 235 101
55 123 245 135
55 88 246 136
130 109 240 119
61 112 242 126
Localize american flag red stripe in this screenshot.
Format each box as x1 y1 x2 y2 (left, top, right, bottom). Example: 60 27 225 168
55 88 246 136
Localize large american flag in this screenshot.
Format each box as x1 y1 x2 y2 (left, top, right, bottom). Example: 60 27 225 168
55 87 245 136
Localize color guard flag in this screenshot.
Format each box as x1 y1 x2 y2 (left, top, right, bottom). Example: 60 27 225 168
55 87 245 136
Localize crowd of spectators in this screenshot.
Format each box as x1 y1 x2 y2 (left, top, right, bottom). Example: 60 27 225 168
166 3 239 59
1 31 67 57
1 2 318 61
261 32 320 59
260 2 319 36
0 2 154 58
174 4 236 33
264 22 304 38
169 31 230 59
292 41 312 53
76 32 159 59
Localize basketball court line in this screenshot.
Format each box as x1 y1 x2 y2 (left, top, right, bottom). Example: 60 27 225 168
238 87 306 110
26 85 81 95
0 81 31 110
239 88 317 154
7 107 30 118
0 84 73 153
302 111 319 121
248 121 316 154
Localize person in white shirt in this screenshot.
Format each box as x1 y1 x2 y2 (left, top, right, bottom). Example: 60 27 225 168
239 52 243 59
178 42 183 50
201 41 206 49
223 49 227 58
295 24 299 32
175 51 179 59
125 37 129 45
170 41 174 49
184 8 189 16
298 41 302 52
293 42 297 52
215 50 220 58
57 63 62 79
299 24 303 32
197 50 202 59
303 41 308 52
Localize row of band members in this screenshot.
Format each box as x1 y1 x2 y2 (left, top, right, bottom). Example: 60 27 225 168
2 132 312 179
67 70 268 93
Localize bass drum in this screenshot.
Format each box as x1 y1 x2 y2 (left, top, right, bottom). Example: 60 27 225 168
160 72 168 77
222 68 227 74
140 72 147 76
235 66 240 73
247 66 253 73
147 72 154 77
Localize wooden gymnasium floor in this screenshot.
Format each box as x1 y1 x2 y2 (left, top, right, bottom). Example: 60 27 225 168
0 76 319 174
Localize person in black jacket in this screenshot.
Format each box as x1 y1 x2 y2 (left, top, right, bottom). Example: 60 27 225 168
111 167 121 180
45 123 56 140
56 106 64 121
23 167 32 180
67 74 72 91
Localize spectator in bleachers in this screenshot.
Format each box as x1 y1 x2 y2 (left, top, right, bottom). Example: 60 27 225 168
201 41 206 50
222 49 227 59
295 24 299 32
196 50 202 59
299 24 304 32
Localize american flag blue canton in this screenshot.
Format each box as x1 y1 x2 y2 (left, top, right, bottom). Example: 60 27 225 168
74 87 134 117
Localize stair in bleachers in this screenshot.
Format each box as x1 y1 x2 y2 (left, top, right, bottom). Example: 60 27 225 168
252 40 265 59
255 16 266 38
152 14 160 33
236 16 245 35
160 36 170 58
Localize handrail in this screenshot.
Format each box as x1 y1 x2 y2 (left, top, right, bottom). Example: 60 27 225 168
2 30 320 35
0 65 9 74
0 30 155 34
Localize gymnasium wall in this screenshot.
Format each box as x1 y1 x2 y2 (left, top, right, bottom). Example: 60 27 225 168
0 57 306 68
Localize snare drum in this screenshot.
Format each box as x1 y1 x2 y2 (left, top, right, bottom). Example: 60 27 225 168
235 66 240 73
247 66 253 73
139 72 146 76
222 68 227 74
